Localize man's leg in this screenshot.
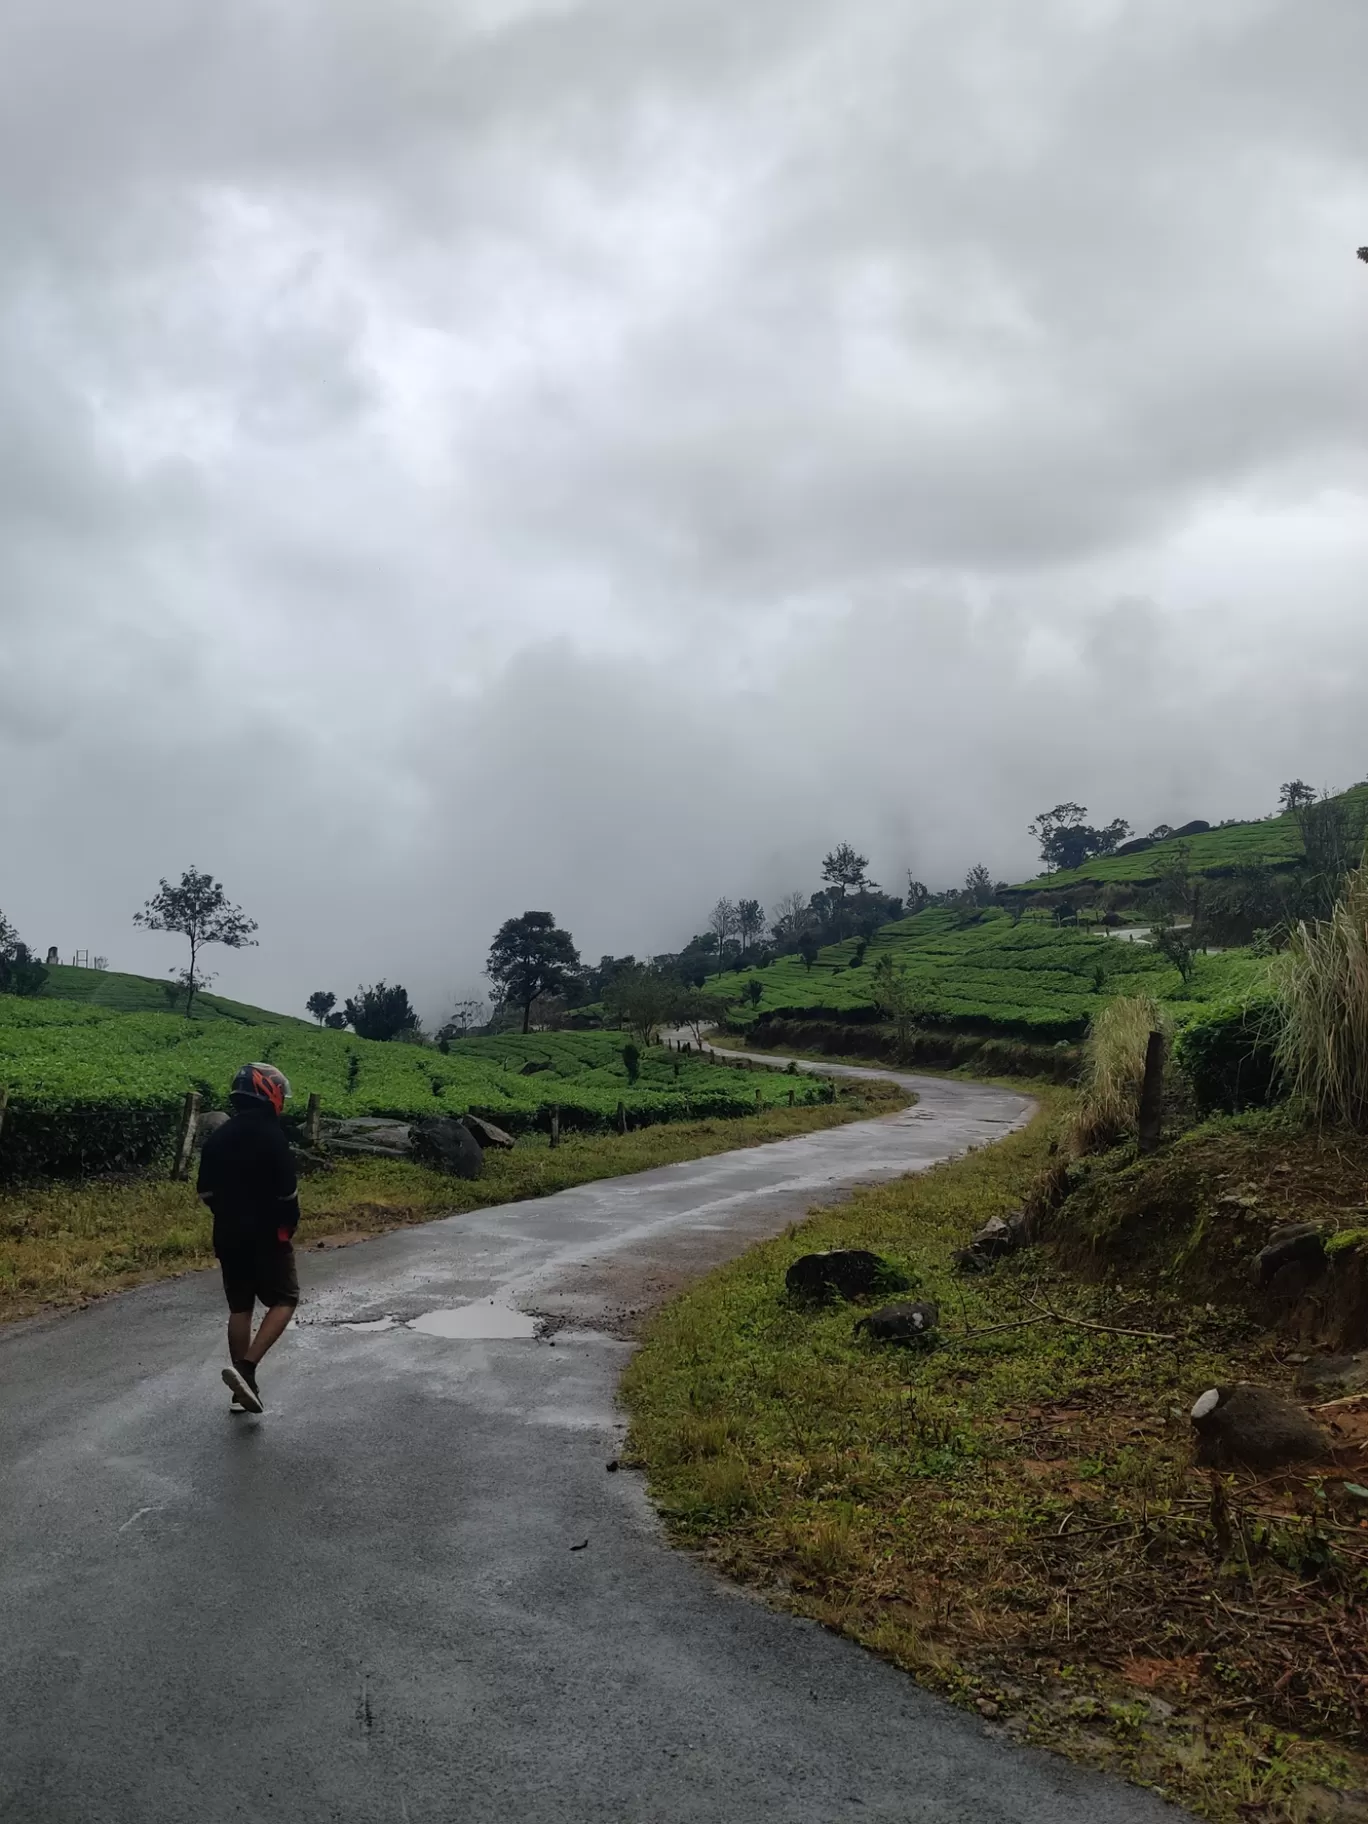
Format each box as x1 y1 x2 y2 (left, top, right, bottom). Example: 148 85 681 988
245 1302 295 1365
227 1309 253 1363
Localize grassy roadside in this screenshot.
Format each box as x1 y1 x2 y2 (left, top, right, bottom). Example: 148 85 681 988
0 1079 906 1323
622 1092 1368 1822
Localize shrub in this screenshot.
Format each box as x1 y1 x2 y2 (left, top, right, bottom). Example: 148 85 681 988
1276 867 1368 1125
622 1041 641 1085
1068 995 1170 1154
1175 998 1283 1116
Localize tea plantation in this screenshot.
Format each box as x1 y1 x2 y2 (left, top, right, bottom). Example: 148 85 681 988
712 907 1261 1042
1011 784 1368 893
0 998 811 1178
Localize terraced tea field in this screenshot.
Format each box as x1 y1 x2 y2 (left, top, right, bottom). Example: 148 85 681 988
711 907 1262 1041
0 998 813 1178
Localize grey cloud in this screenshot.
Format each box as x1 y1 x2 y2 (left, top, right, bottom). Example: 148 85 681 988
1 0 1366 1018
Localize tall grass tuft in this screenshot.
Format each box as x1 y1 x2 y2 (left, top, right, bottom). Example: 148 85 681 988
1067 995 1170 1155
1276 865 1368 1126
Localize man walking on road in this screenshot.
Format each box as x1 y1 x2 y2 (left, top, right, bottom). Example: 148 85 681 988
197 1062 301 1414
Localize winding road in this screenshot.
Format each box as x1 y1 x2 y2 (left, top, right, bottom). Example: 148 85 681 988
0 1054 1180 1822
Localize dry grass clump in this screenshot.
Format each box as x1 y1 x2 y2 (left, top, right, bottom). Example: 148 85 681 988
1067 994 1171 1155
1277 865 1368 1126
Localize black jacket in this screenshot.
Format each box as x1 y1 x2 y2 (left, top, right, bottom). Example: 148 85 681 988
197 1106 301 1255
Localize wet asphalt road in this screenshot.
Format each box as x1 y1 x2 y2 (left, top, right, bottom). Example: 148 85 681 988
0 1058 1182 1824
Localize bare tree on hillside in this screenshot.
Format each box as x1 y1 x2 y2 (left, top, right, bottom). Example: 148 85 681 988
707 897 739 948
770 890 809 943
736 898 765 956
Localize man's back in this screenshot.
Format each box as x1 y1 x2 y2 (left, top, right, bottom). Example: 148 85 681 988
198 1107 299 1253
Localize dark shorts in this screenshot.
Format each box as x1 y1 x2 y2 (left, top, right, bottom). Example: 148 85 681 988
218 1240 300 1314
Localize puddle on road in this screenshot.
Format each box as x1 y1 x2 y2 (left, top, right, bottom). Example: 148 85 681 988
408 1302 539 1340
342 1316 399 1333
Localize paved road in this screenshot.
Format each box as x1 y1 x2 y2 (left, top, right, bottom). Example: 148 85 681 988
1 1058 1179 1823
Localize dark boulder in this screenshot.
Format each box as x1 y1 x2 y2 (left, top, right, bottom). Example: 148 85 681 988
1296 1354 1368 1399
1191 1383 1330 1470
411 1117 484 1179
324 1119 414 1157
196 1110 230 1148
463 1113 516 1151
785 1249 909 1305
855 1300 940 1346
1253 1222 1327 1287
954 1209 1031 1272
290 1145 332 1177
519 1060 554 1076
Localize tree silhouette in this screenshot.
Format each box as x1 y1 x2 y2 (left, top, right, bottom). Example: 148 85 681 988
486 911 581 1034
133 866 257 1018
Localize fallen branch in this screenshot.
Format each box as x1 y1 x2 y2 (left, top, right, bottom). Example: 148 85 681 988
1023 1292 1177 1344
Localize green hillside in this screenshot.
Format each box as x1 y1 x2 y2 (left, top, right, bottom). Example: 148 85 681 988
709 907 1261 1042
40 963 302 1026
0 997 815 1178
1012 784 1368 893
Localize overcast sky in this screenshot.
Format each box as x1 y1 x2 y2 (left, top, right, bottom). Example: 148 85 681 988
2 0 1365 1019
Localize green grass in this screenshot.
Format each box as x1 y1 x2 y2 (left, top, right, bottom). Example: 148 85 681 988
1013 784 1368 893
0 1002 823 1141
710 908 1263 1042
623 1097 1367 1820
0 1078 906 1321
39 963 303 1024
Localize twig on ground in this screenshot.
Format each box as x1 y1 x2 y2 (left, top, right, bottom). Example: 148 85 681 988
1022 1291 1177 1344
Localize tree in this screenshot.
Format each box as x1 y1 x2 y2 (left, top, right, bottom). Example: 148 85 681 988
1148 917 1196 986
904 877 930 917
1029 805 1131 874
307 990 337 1025
821 843 871 901
870 954 920 1049
798 930 820 971
603 964 674 1046
324 1010 348 1030
1280 780 1317 815
436 996 488 1044
736 898 765 956
486 911 581 1034
344 981 420 1042
0 912 48 998
770 890 809 945
133 866 258 1018
964 864 994 907
707 898 739 949
621 1041 641 1086
1291 790 1367 919
675 984 724 1047
745 978 763 1008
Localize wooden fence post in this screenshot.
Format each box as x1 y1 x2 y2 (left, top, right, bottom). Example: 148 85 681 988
617 1101 627 1135
550 1106 560 1148
172 1090 201 1181
1138 1031 1166 1156
304 1092 322 1150
755 1089 762 1112
788 1088 795 1106
0 1085 8 1150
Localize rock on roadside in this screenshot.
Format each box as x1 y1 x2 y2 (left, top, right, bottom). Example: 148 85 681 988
785 1250 909 1304
855 1301 940 1345
463 1113 516 1151
410 1117 484 1179
1190 1383 1331 1470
